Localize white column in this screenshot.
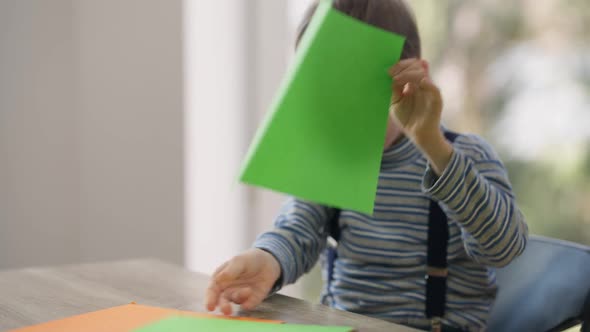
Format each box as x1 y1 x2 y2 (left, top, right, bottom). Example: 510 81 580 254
184 0 250 273
248 1 290 242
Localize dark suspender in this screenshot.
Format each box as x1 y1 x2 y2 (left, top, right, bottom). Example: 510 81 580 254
325 130 459 332
325 208 341 287
425 198 450 331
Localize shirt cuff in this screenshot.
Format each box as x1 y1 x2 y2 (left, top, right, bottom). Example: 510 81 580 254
422 148 466 202
255 248 284 296
253 233 296 289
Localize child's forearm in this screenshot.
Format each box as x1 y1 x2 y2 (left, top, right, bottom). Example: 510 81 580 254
253 198 331 287
415 131 454 176
422 136 529 267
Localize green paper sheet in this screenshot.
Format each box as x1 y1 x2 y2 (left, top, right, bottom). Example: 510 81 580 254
240 0 405 214
134 316 352 332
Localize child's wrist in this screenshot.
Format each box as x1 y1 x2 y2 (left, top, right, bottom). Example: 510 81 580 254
256 248 283 283
414 129 443 150
415 131 454 176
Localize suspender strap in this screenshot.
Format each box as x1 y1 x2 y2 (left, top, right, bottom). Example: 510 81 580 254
325 208 341 299
329 208 341 242
425 199 449 320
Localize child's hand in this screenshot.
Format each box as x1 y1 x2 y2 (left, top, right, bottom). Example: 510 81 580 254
388 59 453 175
388 58 441 144
205 248 281 315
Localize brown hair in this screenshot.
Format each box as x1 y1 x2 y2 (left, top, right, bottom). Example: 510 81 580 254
296 0 421 60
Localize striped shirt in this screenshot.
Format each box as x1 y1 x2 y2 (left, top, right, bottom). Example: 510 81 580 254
254 133 528 332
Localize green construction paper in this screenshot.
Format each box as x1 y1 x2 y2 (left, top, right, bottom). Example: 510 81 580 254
239 0 405 214
134 316 352 332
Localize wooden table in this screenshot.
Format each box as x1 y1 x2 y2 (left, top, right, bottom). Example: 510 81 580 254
0 259 418 331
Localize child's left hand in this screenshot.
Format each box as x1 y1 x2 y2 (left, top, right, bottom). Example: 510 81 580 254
388 58 453 175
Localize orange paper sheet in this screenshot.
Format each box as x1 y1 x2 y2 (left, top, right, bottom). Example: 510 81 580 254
9 303 280 332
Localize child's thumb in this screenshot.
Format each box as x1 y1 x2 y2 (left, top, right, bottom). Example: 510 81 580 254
391 81 403 105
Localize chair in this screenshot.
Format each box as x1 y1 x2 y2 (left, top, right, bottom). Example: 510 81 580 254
488 235 590 331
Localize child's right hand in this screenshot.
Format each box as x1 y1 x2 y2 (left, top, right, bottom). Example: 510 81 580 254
205 248 282 315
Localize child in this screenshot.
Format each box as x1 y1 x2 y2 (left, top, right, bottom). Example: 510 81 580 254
205 1 528 331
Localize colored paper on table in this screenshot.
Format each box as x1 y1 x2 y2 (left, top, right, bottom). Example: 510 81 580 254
8 303 280 332
239 0 405 214
134 316 353 332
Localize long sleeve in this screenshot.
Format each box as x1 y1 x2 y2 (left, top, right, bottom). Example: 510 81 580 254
253 197 333 287
422 134 528 267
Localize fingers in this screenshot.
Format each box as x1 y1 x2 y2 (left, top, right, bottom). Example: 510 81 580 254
388 58 422 77
388 58 428 77
391 81 417 105
205 258 255 314
216 257 246 283
390 59 429 105
206 283 252 313
394 69 427 88
205 257 245 312
205 281 222 311
239 290 264 311
403 82 416 96
390 59 439 107
419 77 443 111
218 287 260 315
391 82 403 104
391 83 416 128
391 65 422 103
219 291 233 315
203 252 269 314
229 287 253 305
398 83 417 109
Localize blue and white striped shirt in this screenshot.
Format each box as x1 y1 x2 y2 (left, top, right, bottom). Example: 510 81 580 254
254 133 528 331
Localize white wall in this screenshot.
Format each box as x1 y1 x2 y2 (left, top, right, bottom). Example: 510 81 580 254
0 0 184 269
0 0 80 267
75 0 184 265
0 0 314 284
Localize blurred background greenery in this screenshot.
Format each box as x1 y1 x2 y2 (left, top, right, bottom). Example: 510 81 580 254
411 0 590 245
